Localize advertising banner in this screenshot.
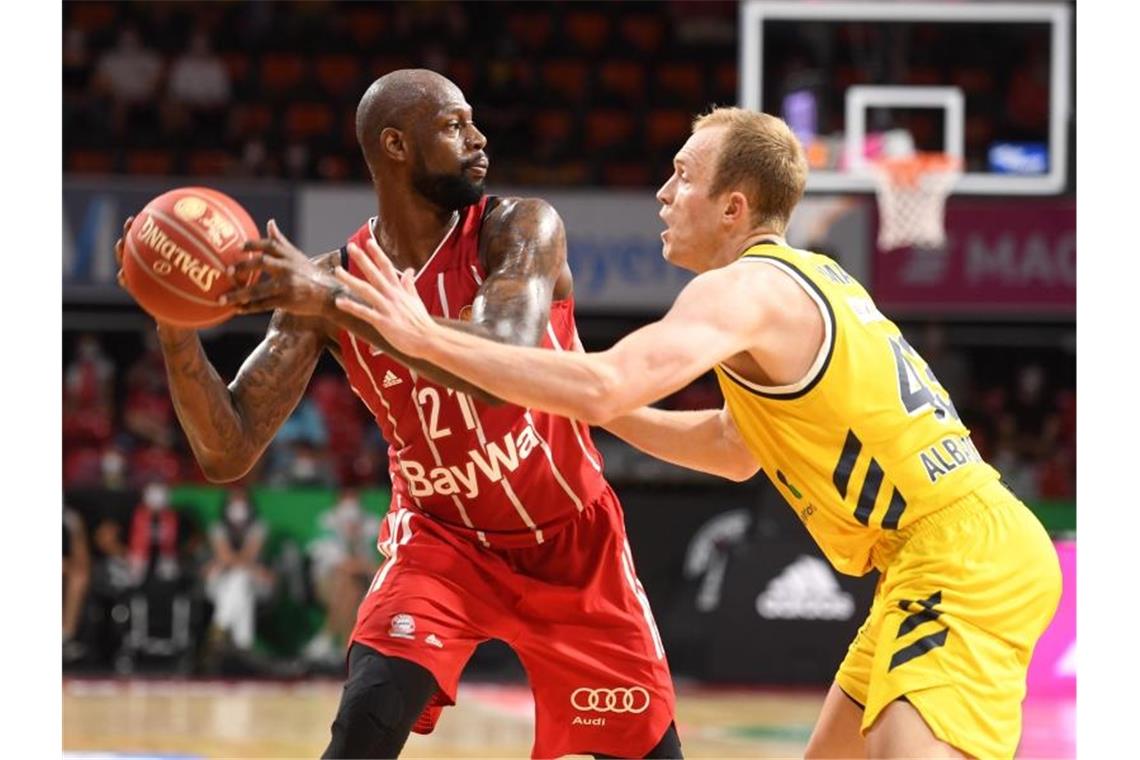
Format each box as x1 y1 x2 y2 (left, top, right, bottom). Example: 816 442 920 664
873 199 1075 315
63 179 294 292
298 186 873 314
1026 539 1076 699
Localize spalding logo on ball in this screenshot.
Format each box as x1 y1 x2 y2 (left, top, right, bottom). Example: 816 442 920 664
122 187 261 328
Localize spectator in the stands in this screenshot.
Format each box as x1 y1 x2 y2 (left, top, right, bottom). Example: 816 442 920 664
920 323 972 406
128 482 181 585
267 398 336 487
124 333 176 448
203 488 274 652
1010 364 1059 465
301 490 380 664
92 26 165 136
63 334 115 447
63 505 92 663
164 29 231 144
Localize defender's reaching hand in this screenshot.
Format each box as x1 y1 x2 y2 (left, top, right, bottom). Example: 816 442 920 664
334 239 436 359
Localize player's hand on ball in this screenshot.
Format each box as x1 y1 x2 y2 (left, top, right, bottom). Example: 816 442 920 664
334 239 435 359
113 215 135 292
220 219 342 318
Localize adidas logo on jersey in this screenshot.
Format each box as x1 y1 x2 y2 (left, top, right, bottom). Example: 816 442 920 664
755 556 855 621
382 371 402 388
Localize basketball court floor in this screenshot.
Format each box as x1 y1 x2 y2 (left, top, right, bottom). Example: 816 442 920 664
63 678 1074 758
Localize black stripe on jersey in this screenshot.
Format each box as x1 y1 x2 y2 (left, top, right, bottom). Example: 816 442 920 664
720 254 837 401
889 627 949 671
833 430 862 499
854 458 884 526
882 488 908 530
896 591 943 638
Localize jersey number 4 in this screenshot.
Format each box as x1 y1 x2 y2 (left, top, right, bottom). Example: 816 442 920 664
888 336 959 423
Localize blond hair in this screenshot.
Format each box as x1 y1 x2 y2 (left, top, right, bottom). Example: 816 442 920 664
692 107 808 231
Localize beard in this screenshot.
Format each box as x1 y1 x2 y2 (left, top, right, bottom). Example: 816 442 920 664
411 156 485 212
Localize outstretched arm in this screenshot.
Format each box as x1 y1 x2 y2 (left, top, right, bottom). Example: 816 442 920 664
601 405 761 482
222 201 572 404
335 251 780 425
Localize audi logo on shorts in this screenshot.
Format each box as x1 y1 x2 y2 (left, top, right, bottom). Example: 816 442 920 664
570 687 651 714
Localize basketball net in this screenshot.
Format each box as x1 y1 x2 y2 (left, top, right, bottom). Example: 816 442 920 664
870 153 961 250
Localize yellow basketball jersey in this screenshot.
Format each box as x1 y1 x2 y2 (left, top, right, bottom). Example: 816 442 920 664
715 242 1000 576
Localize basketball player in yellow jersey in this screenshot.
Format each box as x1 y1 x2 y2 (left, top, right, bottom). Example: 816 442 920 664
333 107 1062 759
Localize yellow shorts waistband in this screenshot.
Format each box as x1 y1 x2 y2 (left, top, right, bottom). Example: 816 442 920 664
870 479 1018 570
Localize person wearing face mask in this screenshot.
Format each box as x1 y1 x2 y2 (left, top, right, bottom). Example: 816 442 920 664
203 487 273 654
302 489 380 668
128 481 180 585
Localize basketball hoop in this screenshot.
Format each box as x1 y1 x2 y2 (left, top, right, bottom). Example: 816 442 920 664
870 153 961 251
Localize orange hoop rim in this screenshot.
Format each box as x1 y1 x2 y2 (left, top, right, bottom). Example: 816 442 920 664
871 152 962 188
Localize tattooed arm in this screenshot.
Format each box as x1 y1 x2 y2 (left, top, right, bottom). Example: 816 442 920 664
113 216 326 482
156 313 324 482
224 202 572 405
445 196 573 345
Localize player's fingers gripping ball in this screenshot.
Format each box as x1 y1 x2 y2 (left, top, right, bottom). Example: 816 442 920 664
121 187 261 328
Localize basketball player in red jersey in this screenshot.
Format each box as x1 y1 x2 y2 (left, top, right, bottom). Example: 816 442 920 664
112 69 681 759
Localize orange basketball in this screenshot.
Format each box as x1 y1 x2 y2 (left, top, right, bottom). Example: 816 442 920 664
122 186 260 328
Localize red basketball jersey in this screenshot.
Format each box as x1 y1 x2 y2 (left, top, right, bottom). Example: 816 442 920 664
337 198 608 548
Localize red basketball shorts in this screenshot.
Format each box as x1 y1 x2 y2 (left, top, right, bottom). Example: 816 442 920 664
350 485 677 759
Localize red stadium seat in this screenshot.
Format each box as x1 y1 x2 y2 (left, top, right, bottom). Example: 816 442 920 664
187 149 233 177
619 15 666 55
63 446 105 488
260 54 307 95
903 66 943 86
445 59 477 93
656 63 704 105
585 110 635 151
602 162 653 187
506 11 553 51
599 61 646 101
285 102 336 140
232 103 274 139
834 65 869 92
952 67 995 95
68 149 115 174
965 114 995 152
541 60 589 102
345 8 390 49
565 10 611 53
714 62 737 102
533 109 574 144
68 2 117 33
646 109 692 151
125 150 175 176
221 52 251 87
370 54 415 79
315 55 363 99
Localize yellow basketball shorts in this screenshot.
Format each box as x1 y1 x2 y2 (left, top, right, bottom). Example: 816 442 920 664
834 480 1062 759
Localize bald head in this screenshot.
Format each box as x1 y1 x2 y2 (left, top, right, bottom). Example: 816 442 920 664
356 69 465 166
